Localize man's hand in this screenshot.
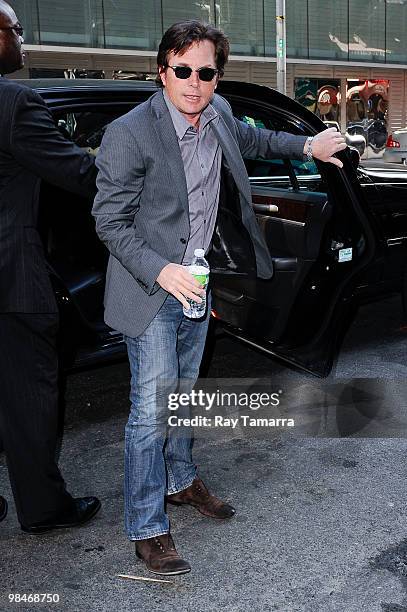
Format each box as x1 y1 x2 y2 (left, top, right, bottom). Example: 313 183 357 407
306 127 347 168
156 263 205 310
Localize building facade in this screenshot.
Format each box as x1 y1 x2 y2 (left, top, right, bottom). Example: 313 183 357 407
8 0 407 155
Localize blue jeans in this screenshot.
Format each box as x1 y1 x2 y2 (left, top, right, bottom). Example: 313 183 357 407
124 293 211 540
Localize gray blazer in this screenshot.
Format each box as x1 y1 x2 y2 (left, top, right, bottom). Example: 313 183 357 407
92 90 306 338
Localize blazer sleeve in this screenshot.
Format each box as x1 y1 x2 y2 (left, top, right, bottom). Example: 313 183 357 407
92 120 170 295
9 87 97 198
233 116 308 161
214 93 307 160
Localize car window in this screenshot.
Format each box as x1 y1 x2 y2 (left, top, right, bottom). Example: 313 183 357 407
234 106 327 194
292 159 318 176
55 106 136 154
240 114 267 129
237 111 291 189
291 158 326 193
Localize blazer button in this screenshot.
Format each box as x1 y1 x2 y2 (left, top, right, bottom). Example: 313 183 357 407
180 238 186 244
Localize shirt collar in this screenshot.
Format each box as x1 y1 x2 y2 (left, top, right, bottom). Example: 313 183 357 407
163 88 218 140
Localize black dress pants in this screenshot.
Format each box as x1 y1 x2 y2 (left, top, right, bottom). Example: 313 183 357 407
0 313 73 525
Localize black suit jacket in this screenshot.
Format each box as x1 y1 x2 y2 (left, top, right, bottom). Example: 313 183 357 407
0 78 97 313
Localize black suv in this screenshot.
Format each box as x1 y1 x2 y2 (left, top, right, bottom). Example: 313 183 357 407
20 79 407 377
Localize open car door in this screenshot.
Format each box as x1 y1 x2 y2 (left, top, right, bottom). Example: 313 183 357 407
211 84 377 377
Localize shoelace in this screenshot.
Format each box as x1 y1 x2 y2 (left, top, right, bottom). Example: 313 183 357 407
154 537 166 553
194 482 208 496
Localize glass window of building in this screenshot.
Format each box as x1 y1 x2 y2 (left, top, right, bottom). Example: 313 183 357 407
7 0 39 44
386 0 407 64
162 0 215 32
308 0 348 60
349 0 386 63
263 1 276 57
103 0 161 50
36 0 103 47
216 0 265 56
286 0 308 58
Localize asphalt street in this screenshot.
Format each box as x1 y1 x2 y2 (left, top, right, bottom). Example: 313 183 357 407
1 295 407 611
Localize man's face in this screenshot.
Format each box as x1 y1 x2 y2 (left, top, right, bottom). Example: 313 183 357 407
0 2 24 75
159 39 218 126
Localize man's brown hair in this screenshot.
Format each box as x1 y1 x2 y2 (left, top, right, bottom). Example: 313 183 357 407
157 20 229 85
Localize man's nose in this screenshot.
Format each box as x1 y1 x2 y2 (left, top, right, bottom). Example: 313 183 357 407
189 70 200 87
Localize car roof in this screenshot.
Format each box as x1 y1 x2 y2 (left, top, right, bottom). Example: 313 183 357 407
16 78 159 92
12 77 327 134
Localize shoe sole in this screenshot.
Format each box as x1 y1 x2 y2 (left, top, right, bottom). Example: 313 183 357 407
146 566 191 576
195 505 235 519
0 499 8 523
136 551 191 576
21 500 101 535
167 498 235 519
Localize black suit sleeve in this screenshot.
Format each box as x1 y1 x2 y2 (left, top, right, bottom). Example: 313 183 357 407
9 87 97 198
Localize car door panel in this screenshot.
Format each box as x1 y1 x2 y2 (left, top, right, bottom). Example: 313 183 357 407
211 184 332 344
254 188 330 258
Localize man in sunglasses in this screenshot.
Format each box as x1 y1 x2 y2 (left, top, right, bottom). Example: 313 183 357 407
0 0 101 534
93 20 346 575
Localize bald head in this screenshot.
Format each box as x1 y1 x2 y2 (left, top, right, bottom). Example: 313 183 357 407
0 0 14 24
0 0 25 75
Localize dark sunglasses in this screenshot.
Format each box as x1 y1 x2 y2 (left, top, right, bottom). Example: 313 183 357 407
167 65 218 82
0 25 24 37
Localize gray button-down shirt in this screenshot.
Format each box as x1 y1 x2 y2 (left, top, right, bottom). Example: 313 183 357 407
163 89 222 265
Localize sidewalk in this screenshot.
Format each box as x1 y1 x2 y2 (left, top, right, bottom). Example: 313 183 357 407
2 396 407 611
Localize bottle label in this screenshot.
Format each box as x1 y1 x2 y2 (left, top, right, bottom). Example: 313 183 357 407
193 273 208 287
189 265 209 288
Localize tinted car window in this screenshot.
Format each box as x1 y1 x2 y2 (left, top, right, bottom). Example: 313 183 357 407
235 106 327 193
237 110 291 188
55 106 136 153
292 159 326 194
292 159 318 176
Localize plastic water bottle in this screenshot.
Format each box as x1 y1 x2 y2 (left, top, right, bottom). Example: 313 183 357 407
183 248 210 319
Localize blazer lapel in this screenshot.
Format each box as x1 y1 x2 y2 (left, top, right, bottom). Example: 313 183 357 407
210 116 252 204
150 91 189 212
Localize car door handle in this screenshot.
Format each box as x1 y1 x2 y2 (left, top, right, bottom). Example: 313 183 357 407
252 203 279 214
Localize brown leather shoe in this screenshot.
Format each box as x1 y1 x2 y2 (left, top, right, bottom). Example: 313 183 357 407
135 534 191 576
167 477 235 519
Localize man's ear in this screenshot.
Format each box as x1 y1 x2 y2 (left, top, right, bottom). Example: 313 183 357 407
158 65 166 87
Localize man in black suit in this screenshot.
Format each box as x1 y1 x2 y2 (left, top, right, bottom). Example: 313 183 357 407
0 0 101 533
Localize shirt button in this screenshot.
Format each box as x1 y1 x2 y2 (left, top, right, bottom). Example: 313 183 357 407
202 191 204 196
180 238 186 244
